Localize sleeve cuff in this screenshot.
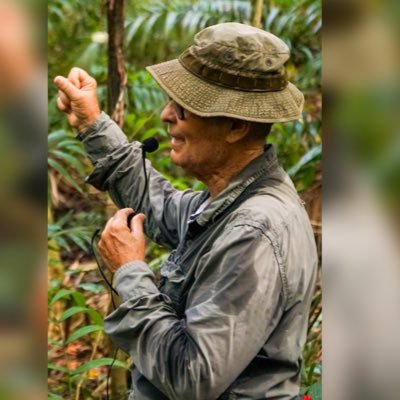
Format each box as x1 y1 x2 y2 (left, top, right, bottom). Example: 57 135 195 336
113 261 159 302
75 111 130 165
75 111 109 140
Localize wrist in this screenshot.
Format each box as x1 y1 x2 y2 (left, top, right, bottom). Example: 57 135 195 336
77 110 101 135
113 256 145 273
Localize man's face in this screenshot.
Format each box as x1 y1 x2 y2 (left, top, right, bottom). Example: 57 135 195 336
160 101 232 180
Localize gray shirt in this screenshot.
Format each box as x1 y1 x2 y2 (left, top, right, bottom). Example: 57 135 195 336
80 112 317 400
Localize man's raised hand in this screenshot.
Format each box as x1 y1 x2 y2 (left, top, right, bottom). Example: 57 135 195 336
54 67 101 133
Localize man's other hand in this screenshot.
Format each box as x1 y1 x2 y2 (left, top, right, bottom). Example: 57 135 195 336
54 67 101 133
98 208 146 273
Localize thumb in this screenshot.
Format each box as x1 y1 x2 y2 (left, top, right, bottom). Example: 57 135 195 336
54 76 80 100
131 213 146 237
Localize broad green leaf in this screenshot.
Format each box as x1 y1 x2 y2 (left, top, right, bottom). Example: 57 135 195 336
313 19 322 34
48 363 71 374
72 357 128 374
60 305 103 325
48 129 67 147
76 282 105 294
141 12 161 37
54 210 74 226
68 232 90 252
48 158 83 193
125 15 146 43
184 11 201 34
49 149 86 176
265 6 279 30
288 145 321 177
50 289 73 305
52 235 71 252
71 291 87 307
56 139 82 148
65 325 103 344
59 306 89 321
164 11 178 35
87 310 104 326
48 337 63 346
48 392 65 400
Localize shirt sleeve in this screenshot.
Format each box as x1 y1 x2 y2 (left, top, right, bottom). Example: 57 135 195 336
103 223 285 400
79 112 201 248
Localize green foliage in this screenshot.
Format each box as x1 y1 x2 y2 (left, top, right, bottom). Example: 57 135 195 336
48 130 86 192
125 0 252 64
301 378 322 399
48 279 128 398
48 211 96 253
263 0 321 92
269 111 321 192
49 287 86 307
48 0 106 89
307 379 322 399
59 306 103 325
65 325 104 344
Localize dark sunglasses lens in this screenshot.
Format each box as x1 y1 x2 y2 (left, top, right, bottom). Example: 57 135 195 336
176 105 185 120
171 101 185 120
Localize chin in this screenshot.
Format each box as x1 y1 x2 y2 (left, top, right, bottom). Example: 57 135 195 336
170 150 181 165
170 151 199 176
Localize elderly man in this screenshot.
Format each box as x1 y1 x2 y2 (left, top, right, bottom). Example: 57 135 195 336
55 23 317 400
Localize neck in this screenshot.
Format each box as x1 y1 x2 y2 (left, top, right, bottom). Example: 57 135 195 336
202 146 264 197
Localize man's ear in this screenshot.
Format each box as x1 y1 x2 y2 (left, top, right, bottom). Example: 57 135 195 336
226 119 252 144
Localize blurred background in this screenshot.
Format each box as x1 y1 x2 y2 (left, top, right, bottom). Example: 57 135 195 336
1 0 399 398
0 0 47 398
323 1 400 399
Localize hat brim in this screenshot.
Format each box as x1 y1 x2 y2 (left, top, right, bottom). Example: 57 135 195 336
146 59 304 123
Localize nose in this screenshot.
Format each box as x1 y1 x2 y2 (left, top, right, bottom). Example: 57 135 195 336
160 102 177 123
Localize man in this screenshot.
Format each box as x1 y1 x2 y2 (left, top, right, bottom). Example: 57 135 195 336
55 22 317 400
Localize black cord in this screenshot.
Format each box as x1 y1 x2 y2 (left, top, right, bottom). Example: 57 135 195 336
137 147 149 213
91 229 119 398
91 229 118 299
106 347 119 400
90 141 157 398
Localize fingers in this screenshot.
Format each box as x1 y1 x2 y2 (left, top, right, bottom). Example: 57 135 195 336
56 95 70 113
58 90 70 106
102 208 132 233
131 214 145 238
68 67 97 90
56 90 71 113
103 208 145 237
54 68 100 129
54 75 81 101
67 67 82 89
113 208 135 226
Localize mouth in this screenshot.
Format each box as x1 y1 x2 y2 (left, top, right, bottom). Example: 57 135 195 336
169 132 186 147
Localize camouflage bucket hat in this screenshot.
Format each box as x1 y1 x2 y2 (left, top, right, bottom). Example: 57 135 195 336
146 22 304 123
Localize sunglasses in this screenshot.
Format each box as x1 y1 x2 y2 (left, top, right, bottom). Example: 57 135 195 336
168 99 186 120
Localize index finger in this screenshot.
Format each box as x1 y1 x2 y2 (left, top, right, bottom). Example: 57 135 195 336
67 67 83 89
54 75 80 100
68 67 94 90
112 208 135 226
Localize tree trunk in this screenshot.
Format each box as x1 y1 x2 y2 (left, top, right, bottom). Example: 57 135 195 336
106 0 129 397
107 0 126 128
251 0 264 28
